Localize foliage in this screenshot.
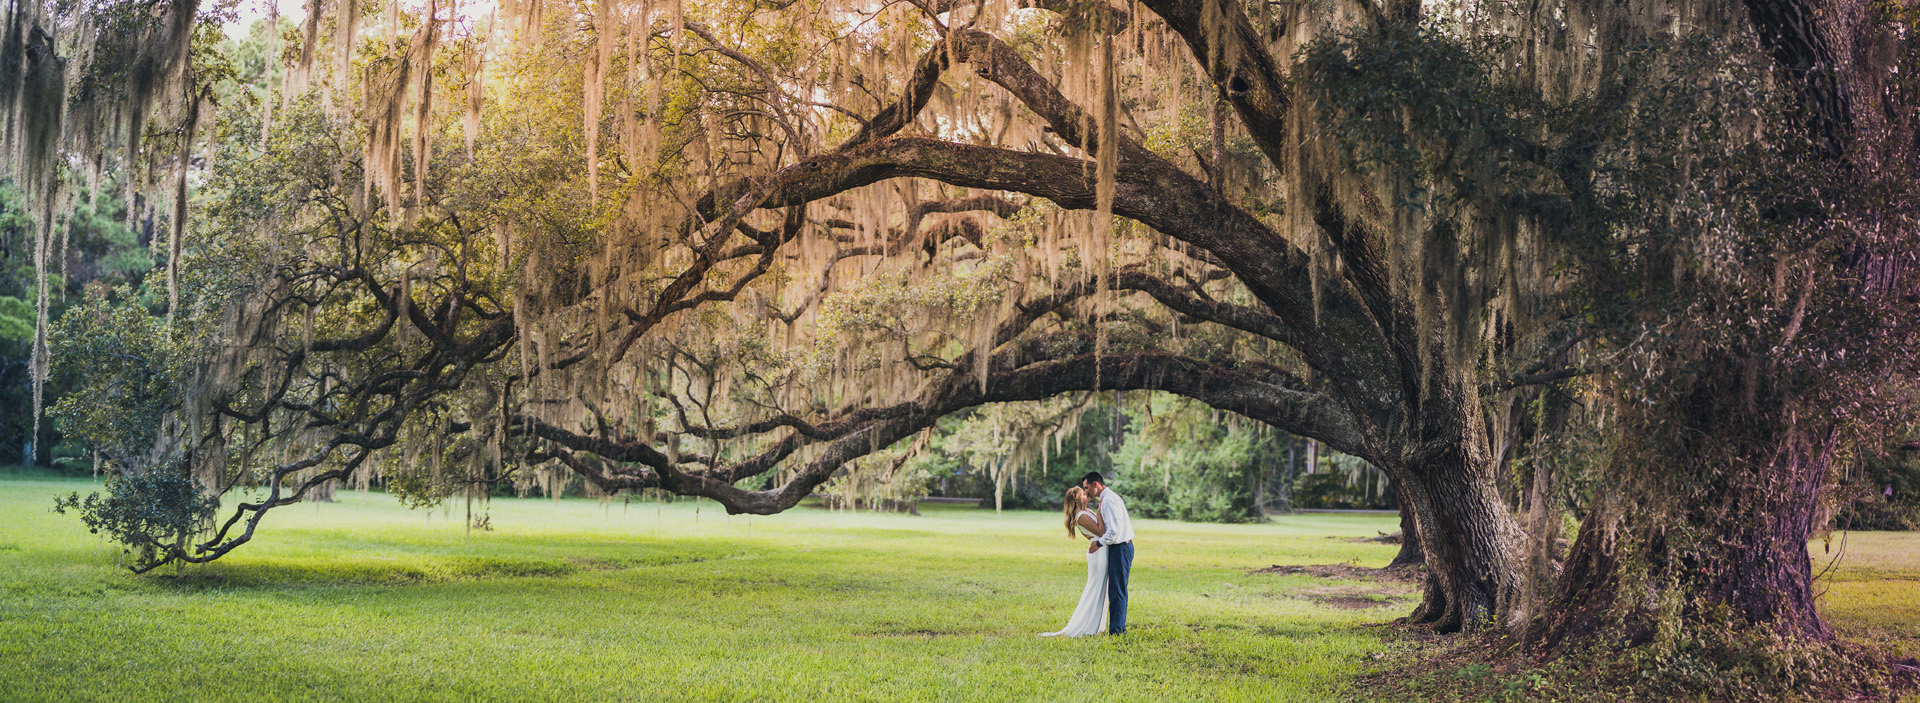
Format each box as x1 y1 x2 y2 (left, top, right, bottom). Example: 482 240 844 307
1836 445 1920 531
813 440 936 511
1293 474 1369 511
1297 0 1920 646
47 438 92 474
918 401 1124 511
901 394 1360 522
43 281 221 566
0 184 48 467
62 181 152 283
52 467 219 565
0 295 31 343
1297 22 1524 210
914 398 1096 511
1553 24 1920 648
47 284 201 466
0 179 151 468
1111 395 1282 523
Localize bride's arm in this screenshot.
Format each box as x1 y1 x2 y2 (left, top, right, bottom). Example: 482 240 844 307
1077 513 1106 536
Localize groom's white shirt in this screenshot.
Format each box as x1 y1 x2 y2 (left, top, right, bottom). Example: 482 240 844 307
1095 489 1134 546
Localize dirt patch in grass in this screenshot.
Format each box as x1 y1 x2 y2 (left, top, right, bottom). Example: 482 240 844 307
863 627 969 639
1348 531 1404 545
1253 562 1421 610
1304 593 1399 609
1350 626 1536 702
1291 585 1413 610
1251 562 1425 584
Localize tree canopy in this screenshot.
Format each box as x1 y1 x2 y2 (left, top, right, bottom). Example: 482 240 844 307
7 0 1920 690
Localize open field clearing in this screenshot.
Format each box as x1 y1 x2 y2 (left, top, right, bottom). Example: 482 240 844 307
4 472 1914 701
0 473 1405 702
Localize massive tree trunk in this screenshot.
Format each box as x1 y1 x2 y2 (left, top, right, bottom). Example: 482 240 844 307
1395 396 1522 633
1126 0 1531 631
1527 0 1904 655
1529 366 1835 650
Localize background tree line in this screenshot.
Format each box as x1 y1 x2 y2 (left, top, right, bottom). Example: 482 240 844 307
836 393 1399 519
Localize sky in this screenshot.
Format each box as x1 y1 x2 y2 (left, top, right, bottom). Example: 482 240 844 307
222 0 500 40
223 0 305 40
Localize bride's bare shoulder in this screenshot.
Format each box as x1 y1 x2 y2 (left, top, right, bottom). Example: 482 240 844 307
1076 510 1105 533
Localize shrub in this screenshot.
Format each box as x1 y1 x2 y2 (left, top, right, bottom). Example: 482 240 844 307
53 466 219 566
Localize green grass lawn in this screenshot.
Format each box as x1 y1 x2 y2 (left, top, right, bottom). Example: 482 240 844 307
1812 531 1920 666
6 471 1913 702
0 472 1411 702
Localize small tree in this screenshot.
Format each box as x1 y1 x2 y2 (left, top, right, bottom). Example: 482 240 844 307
48 285 220 569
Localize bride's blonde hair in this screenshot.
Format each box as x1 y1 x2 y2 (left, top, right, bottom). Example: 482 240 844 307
1063 486 1088 537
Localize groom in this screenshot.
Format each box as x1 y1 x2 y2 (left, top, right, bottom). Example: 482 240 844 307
1081 472 1135 635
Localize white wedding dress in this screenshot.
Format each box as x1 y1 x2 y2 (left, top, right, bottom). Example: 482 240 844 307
1041 509 1108 637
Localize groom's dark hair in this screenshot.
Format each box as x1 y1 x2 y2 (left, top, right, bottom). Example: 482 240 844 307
1080 471 1105 487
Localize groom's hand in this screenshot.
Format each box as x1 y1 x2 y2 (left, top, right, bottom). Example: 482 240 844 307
1088 542 1101 554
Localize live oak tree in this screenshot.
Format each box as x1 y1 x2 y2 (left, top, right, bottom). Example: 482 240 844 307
8 0 1918 681
1522 1 1920 667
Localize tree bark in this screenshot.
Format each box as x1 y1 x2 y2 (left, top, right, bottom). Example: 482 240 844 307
1398 426 1522 633
1528 368 1835 651
1527 0 1886 653
1387 478 1425 568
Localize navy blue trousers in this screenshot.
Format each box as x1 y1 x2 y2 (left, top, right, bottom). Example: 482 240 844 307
1105 541 1133 634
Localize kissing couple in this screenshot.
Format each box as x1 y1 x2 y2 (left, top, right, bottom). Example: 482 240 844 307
1040 471 1135 638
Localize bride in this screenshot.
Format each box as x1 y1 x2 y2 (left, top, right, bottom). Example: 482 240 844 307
1041 486 1108 637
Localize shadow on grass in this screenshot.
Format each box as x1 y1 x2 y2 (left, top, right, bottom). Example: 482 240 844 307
139 547 763 591
144 556 580 589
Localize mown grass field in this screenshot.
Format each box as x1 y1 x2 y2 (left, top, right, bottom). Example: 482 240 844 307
2 470 1914 702
1810 531 1920 664
0 472 1411 702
